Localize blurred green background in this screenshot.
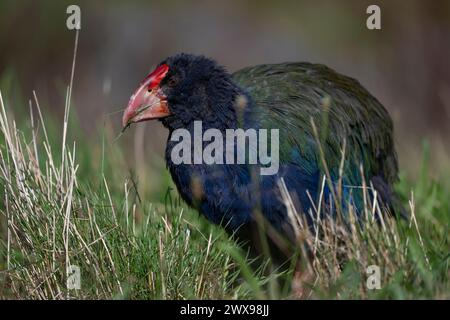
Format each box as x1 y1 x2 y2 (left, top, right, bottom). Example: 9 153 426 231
1 0 449 178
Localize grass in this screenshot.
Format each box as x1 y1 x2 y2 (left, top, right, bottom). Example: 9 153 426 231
0 87 448 299
0 33 448 299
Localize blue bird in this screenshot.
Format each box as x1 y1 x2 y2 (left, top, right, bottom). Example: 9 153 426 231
122 53 402 259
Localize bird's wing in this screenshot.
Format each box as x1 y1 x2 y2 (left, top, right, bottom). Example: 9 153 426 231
232 62 398 186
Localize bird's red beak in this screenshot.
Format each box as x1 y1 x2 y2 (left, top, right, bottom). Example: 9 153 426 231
122 64 171 128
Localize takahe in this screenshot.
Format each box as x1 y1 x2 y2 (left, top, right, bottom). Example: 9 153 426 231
122 53 401 257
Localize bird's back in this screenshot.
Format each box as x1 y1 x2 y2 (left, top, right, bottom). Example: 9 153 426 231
232 62 399 189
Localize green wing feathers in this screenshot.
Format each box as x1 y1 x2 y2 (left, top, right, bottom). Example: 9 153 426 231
232 62 399 186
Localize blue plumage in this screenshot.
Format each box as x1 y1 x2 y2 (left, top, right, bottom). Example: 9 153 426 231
124 53 402 258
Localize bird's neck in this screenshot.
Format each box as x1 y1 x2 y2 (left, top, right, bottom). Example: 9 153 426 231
164 77 256 132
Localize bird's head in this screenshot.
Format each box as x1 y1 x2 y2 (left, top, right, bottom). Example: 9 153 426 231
122 53 242 131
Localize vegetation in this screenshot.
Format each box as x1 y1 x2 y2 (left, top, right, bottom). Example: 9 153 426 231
0 32 449 298
0 83 448 299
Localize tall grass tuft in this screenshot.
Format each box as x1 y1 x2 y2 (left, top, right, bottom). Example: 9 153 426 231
0 88 261 299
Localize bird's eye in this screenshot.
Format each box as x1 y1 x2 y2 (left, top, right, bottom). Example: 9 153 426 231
168 78 178 87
